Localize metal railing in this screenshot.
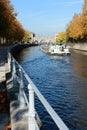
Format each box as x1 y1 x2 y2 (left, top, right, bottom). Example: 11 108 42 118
8 52 69 130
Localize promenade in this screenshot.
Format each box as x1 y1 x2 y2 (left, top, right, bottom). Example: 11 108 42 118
0 46 10 130
0 44 37 130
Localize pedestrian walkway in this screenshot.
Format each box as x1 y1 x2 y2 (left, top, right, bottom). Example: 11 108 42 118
0 45 29 130
0 46 10 130
0 81 10 130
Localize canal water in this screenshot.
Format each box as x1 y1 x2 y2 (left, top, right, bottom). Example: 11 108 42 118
16 46 87 130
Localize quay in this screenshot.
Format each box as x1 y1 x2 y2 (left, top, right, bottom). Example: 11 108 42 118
0 44 69 130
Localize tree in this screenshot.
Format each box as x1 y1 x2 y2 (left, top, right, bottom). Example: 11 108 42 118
82 0 87 15
0 0 15 37
82 0 87 41
12 19 25 42
66 14 84 42
22 30 31 43
56 32 66 43
66 0 87 42
81 15 87 40
0 0 25 44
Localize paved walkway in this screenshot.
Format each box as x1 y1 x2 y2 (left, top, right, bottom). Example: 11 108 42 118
0 46 10 130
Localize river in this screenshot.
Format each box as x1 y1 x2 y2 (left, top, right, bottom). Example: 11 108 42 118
16 46 87 130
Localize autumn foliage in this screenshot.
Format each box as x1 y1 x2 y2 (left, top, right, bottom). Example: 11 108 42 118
56 32 66 43
66 0 87 43
0 0 25 44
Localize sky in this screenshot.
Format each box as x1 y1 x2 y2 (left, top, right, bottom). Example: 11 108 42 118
10 0 84 37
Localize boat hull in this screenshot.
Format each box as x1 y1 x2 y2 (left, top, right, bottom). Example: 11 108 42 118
48 51 71 56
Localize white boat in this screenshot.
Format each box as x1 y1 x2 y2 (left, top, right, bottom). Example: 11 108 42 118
48 43 71 56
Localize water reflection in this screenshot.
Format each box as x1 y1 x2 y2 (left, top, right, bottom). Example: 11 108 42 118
71 50 87 78
16 46 87 130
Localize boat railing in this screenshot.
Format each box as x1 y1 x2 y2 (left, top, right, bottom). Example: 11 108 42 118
8 52 69 130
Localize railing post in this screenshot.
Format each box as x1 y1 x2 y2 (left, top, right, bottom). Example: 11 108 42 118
12 58 16 79
8 52 11 71
28 84 35 130
19 68 25 107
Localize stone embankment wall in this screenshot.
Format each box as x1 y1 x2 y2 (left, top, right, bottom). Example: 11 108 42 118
10 43 38 57
69 43 87 51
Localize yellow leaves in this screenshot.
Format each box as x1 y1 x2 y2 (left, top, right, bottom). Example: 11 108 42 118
82 0 87 15
0 0 26 43
56 32 66 43
68 15 83 40
22 31 31 43
82 15 87 35
66 0 87 42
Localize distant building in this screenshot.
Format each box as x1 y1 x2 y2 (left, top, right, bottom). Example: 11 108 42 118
29 32 35 43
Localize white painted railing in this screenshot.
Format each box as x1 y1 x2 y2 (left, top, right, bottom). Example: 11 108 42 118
8 52 69 130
